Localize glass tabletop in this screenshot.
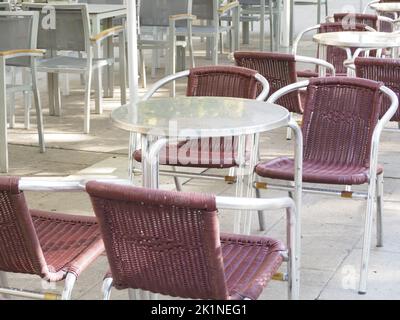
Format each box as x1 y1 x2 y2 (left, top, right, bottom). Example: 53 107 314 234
87 4 127 14
111 97 290 138
370 3 400 12
313 31 400 48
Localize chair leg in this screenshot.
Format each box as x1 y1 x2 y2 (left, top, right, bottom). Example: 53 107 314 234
212 34 219 65
24 91 31 130
84 69 93 134
119 32 127 105
61 273 77 300
102 278 113 300
9 67 16 129
256 187 266 231
31 62 45 153
376 173 384 248
325 0 329 17
47 73 55 116
53 73 61 117
0 58 8 173
358 179 376 295
287 113 294 140
172 166 183 192
139 49 147 89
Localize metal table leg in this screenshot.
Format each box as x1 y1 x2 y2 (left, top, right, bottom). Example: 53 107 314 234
92 17 103 115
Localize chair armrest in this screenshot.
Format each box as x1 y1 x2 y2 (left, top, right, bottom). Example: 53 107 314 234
267 80 310 104
216 196 295 212
0 49 45 60
142 70 190 101
295 55 336 76
292 24 320 55
90 26 125 44
169 13 196 22
218 0 240 15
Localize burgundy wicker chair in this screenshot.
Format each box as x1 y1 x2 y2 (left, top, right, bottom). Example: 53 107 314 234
254 77 398 295
0 177 104 300
293 22 374 78
355 57 400 124
86 181 298 300
130 66 269 194
234 51 336 116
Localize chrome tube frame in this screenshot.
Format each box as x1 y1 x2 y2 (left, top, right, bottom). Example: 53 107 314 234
263 80 399 295
102 195 299 300
102 277 113 300
359 85 398 294
295 55 336 76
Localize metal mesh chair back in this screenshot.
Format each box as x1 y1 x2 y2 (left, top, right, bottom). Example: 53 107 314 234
0 177 48 278
0 12 37 67
87 181 229 300
302 77 382 168
355 57 400 122
234 52 302 113
318 22 369 75
186 66 259 99
193 0 215 20
140 0 191 28
22 4 88 53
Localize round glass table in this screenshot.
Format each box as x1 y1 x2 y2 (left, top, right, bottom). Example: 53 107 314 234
111 96 303 234
313 31 400 75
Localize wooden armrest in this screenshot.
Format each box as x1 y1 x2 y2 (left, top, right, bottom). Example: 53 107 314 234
90 26 125 43
0 49 45 59
218 0 240 14
169 13 196 21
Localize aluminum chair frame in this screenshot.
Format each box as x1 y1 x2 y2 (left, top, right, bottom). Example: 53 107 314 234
94 188 299 300
0 11 45 173
0 177 107 300
253 79 398 295
128 69 270 193
22 3 127 134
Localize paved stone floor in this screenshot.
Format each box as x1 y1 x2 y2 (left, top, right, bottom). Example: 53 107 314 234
2 0 400 300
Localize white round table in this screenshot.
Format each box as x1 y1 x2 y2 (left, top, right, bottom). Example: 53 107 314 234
112 96 303 234
313 31 400 76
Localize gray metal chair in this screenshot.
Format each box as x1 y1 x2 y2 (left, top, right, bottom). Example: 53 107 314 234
223 0 281 51
176 0 240 65
138 0 195 94
22 3 126 134
0 11 45 173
